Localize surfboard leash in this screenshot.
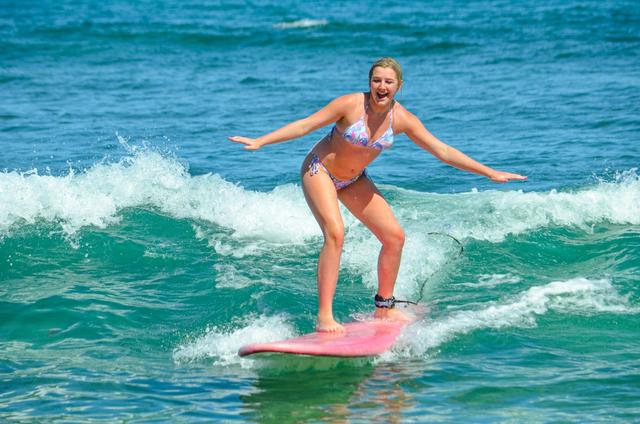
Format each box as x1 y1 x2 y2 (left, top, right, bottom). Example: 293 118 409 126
398 232 465 306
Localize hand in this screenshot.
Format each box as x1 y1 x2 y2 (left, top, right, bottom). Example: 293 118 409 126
489 171 528 183
228 136 263 151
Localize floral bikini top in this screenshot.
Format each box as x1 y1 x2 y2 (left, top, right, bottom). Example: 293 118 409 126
333 96 395 150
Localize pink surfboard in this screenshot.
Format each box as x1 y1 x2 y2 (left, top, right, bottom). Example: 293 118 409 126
238 320 407 357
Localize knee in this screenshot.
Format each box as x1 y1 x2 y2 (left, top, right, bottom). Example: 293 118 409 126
381 226 405 251
323 222 344 249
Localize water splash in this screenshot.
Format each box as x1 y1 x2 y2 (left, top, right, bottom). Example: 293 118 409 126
172 314 296 368
391 277 637 358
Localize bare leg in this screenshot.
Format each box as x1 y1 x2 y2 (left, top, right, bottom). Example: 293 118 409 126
301 156 345 333
338 174 411 322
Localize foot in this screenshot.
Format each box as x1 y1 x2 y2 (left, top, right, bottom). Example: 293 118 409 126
316 315 345 333
373 307 413 323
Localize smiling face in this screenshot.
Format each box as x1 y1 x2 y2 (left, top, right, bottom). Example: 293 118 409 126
369 66 402 109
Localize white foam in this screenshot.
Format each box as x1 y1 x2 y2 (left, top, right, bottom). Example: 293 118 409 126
172 314 295 368
0 148 319 242
274 19 328 29
391 168 640 243
342 226 458 300
3 148 639 299
3 148 638 246
461 274 522 288
392 278 638 358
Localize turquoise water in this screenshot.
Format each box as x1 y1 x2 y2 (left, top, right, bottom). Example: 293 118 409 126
2 0 640 422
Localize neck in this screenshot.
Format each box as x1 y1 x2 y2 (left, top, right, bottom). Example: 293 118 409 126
367 95 392 115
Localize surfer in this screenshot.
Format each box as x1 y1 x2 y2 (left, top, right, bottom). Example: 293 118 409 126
230 57 527 333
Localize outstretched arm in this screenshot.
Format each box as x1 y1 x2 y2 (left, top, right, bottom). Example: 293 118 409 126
229 95 354 150
400 109 527 183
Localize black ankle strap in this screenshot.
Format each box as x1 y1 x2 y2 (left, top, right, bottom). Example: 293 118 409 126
374 294 396 309
375 294 419 308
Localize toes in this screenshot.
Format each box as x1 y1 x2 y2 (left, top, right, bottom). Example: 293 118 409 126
316 322 345 333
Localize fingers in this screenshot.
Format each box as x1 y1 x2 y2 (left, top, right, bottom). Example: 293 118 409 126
491 172 528 183
509 173 528 181
228 136 261 150
501 175 527 182
228 136 247 144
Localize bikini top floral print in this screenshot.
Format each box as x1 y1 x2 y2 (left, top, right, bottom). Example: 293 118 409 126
332 94 395 151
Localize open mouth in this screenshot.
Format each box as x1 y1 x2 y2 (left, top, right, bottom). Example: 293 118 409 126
375 92 389 101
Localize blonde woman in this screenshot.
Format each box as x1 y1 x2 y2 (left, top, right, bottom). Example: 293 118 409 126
230 58 527 333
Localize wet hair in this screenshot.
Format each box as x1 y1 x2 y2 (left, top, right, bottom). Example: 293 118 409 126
369 57 403 83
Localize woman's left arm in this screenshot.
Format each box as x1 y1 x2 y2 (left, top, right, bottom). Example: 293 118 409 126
398 108 527 183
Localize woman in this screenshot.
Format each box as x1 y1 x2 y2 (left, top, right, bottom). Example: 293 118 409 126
229 57 527 333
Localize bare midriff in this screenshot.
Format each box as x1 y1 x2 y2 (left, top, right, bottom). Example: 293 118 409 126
310 130 381 180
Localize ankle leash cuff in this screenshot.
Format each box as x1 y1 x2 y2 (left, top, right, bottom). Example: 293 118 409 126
374 294 396 309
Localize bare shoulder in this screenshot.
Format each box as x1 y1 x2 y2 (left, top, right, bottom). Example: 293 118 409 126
331 92 364 108
304 92 363 128
321 92 364 121
392 101 421 133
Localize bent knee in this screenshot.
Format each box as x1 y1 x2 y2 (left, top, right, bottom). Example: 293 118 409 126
381 226 405 250
322 223 345 248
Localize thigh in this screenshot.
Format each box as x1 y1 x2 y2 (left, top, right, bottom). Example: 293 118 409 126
337 174 402 240
300 155 343 234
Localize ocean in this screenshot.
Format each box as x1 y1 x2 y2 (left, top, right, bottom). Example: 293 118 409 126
1 0 639 422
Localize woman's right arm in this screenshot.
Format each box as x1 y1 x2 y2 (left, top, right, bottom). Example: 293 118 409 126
228 94 355 150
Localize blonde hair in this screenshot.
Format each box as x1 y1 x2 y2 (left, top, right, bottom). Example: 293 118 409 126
368 57 403 82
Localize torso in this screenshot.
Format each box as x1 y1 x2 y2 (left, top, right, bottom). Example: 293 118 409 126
312 92 397 180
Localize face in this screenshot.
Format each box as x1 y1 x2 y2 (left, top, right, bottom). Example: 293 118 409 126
369 66 401 107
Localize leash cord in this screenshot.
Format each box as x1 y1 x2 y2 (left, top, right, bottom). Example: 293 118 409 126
396 232 464 306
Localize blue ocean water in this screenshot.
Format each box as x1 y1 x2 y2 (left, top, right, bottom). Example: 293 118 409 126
1 0 639 421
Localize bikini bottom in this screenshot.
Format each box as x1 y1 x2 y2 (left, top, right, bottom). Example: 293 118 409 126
307 153 365 190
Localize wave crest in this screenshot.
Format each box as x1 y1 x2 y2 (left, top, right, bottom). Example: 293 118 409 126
1 149 637 248
392 277 638 358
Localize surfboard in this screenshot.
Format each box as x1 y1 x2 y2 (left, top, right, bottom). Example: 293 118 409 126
238 320 407 357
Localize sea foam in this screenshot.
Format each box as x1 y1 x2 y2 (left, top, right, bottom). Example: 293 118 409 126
172 314 295 368
389 277 638 359
173 277 637 365
0 148 318 242
389 167 640 243
1 150 638 246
